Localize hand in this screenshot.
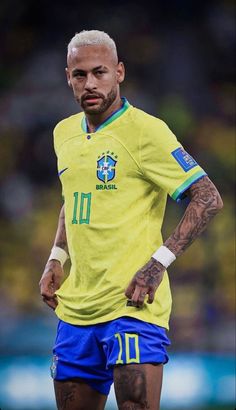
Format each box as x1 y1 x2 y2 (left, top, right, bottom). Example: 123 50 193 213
39 260 64 310
125 258 166 307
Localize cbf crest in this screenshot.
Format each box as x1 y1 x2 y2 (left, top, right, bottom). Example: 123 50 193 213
96 151 118 191
97 151 118 183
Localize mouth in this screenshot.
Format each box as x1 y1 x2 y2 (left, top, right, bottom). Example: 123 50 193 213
83 95 102 105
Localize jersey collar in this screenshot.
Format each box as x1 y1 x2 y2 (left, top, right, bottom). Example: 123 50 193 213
81 97 130 133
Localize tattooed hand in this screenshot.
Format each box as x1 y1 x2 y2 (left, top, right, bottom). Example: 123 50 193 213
125 258 166 307
39 260 64 310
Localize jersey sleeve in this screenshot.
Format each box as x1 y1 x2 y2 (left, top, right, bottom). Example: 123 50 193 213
53 124 65 200
140 118 207 201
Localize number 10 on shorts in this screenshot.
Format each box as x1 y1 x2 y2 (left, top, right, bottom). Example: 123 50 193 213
115 333 140 364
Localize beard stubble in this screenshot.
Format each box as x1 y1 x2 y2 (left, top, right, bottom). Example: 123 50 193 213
79 87 118 115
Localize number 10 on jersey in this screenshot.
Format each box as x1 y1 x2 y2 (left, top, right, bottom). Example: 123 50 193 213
72 192 91 224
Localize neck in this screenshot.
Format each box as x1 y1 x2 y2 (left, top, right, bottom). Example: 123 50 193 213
85 96 123 133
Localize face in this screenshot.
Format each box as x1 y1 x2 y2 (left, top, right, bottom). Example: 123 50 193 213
66 44 125 115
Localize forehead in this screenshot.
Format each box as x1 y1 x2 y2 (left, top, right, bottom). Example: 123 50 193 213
67 44 116 70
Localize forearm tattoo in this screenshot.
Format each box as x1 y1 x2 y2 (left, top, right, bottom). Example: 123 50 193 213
55 205 68 251
165 176 223 257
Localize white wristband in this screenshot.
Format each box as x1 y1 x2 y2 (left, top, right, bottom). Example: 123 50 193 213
48 246 69 266
152 245 176 268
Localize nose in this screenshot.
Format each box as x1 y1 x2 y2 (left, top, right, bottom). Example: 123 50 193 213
85 73 97 90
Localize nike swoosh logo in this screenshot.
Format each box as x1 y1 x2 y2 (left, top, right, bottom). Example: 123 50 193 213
58 167 68 176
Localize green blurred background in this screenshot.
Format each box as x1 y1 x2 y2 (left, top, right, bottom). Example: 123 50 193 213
0 0 235 409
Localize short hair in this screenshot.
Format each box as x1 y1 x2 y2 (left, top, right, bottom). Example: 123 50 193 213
67 30 118 62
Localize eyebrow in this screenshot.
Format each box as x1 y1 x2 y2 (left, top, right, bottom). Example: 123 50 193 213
93 65 107 71
72 65 108 75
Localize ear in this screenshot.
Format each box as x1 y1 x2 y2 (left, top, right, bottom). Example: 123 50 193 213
65 67 72 87
116 62 125 84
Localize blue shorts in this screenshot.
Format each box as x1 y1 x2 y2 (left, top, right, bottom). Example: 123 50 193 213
51 316 170 395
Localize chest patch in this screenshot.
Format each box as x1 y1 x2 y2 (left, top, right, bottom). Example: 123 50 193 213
97 151 118 183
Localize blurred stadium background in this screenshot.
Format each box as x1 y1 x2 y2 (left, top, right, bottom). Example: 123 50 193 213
0 0 235 409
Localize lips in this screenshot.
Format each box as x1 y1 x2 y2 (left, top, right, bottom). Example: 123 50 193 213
85 97 100 103
83 94 103 104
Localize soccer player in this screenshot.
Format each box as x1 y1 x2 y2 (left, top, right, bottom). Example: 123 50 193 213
39 30 223 410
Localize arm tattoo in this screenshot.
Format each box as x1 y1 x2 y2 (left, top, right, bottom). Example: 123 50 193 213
165 176 223 257
54 205 68 251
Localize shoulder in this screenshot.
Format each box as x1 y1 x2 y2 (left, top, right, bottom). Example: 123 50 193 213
129 106 173 133
53 112 84 154
54 112 83 136
128 106 177 147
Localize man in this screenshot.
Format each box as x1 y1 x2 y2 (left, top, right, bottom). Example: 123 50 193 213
39 30 223 410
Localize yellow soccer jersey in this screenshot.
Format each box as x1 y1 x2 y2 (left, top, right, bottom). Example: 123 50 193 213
54 98 206 329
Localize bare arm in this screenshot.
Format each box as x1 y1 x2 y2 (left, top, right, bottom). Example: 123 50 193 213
125 176 223 306
53 204 68 251
164 176 223 256
39 205 68 309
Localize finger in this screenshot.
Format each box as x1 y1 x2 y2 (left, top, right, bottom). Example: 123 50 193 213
147 290 155 304
40 288 55 298
131 287 147 307
137 289 147 306
43 296 58 310
42 292 57 303
131 287 140 303
40 281 56 297
125 282 135 299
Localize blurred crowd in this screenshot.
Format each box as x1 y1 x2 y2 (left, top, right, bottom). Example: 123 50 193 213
0 0 235 353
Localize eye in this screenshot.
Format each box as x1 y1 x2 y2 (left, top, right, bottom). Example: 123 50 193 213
95 70 105 76
73 70 86 78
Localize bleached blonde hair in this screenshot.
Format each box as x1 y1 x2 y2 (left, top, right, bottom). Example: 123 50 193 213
67 30 118 62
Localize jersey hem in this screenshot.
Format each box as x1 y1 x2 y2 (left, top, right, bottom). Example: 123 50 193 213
55 310 169 330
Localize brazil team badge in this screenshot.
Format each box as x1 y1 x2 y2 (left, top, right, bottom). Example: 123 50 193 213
96 151 118 190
